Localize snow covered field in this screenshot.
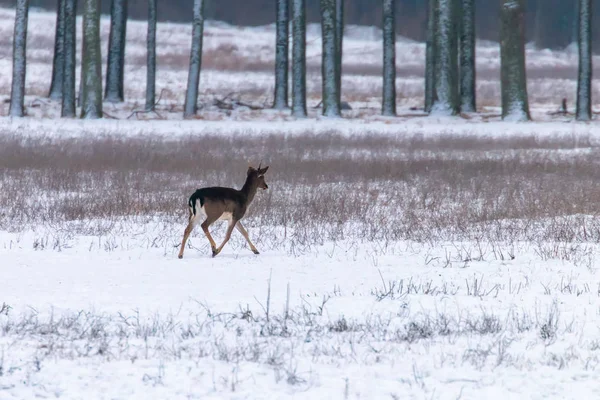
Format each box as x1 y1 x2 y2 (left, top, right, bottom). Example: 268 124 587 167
3 121 600 399
2 6 600 400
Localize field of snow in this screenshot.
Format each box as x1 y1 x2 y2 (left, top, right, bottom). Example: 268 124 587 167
2 5 600 400
3 118 600 398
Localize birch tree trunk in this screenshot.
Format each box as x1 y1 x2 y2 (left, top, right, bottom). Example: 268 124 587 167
145 0 157 111
500 0 530 121
425 0 436 112
382 0 396 116
431 0 459 115
81 0 103 119
61 0 77 117
9 0 29 117
292 0 307 117
273 0 289 109
49 0 65 99
320 0 340 117
335 0 344 105
105 0 128 102
183 0 205 118
459 0 476 112
576 0 592 121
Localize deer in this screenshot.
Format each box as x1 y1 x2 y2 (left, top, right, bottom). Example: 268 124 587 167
178 164 269 259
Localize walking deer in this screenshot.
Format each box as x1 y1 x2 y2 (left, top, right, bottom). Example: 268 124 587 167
178 164 269 259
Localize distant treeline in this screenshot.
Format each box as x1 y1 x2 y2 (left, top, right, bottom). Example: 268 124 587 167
15 0 600 49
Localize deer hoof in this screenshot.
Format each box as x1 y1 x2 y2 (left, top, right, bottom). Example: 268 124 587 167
252 249 260 255
178 254 183 259
212 248 220 257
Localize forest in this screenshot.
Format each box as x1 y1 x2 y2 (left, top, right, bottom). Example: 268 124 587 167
9 0 595 49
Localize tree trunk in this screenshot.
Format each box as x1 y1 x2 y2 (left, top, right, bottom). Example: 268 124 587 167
61 0 77 117
382 0 396 116
273 0 289 109
335 0 344 105
431 0 459 115
576 0 592 121
81 0 103 119
460 0 476 112
425 0 436 112
145 0 157 111
49 0 65 99
500 0 530 121
9 0 29 117
292 0 307 117
105 0 128 102
320 0 340 117
183 0 205 118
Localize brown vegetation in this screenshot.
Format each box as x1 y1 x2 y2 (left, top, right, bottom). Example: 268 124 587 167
1 131 599 249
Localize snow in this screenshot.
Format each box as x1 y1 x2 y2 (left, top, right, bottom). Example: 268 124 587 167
4 225 600 399
2 5 600 399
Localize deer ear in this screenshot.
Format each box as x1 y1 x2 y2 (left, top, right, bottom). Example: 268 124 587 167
258 166 269 174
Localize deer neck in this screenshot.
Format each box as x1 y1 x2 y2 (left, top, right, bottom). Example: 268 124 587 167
241 177 259 204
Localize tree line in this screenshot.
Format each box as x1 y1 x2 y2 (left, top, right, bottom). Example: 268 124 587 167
8 0 594 121
10 0 598 50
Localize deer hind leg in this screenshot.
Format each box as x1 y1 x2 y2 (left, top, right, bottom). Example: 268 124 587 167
236 221 260 254
178 208 196 259
213 219 237 257
201 218 219 256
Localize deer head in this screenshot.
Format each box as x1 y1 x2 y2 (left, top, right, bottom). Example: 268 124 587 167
247 163 269 190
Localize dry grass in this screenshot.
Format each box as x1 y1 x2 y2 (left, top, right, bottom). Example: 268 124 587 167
1 131 600 248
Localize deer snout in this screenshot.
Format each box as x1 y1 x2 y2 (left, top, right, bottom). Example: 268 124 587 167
263 183 269 190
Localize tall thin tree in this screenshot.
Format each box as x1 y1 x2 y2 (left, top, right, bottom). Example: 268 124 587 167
460 0 476 112
49 0 66 99
10 0 29 117
145 0 157 111
81 0 103 119
382 0 396 116
183 0 205 118
292 0 307 117
335 0 344 105
431 0 459 115
576 0 592 121
105 0 128 102
500 0 530 121
273 0 289 109
61 0 77 117
425 0 436 112
320 0 340 117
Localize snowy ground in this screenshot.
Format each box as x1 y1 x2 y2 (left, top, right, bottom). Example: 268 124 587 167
2 5 600 400
3 121 600 399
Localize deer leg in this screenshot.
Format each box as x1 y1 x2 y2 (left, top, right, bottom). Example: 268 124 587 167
213 219 236 257
236 221 260 254
201 219 218 256
178 209 196 259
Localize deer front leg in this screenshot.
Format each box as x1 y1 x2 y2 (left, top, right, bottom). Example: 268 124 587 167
200 220 219 256
213 219 236 257
236 221 260 254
